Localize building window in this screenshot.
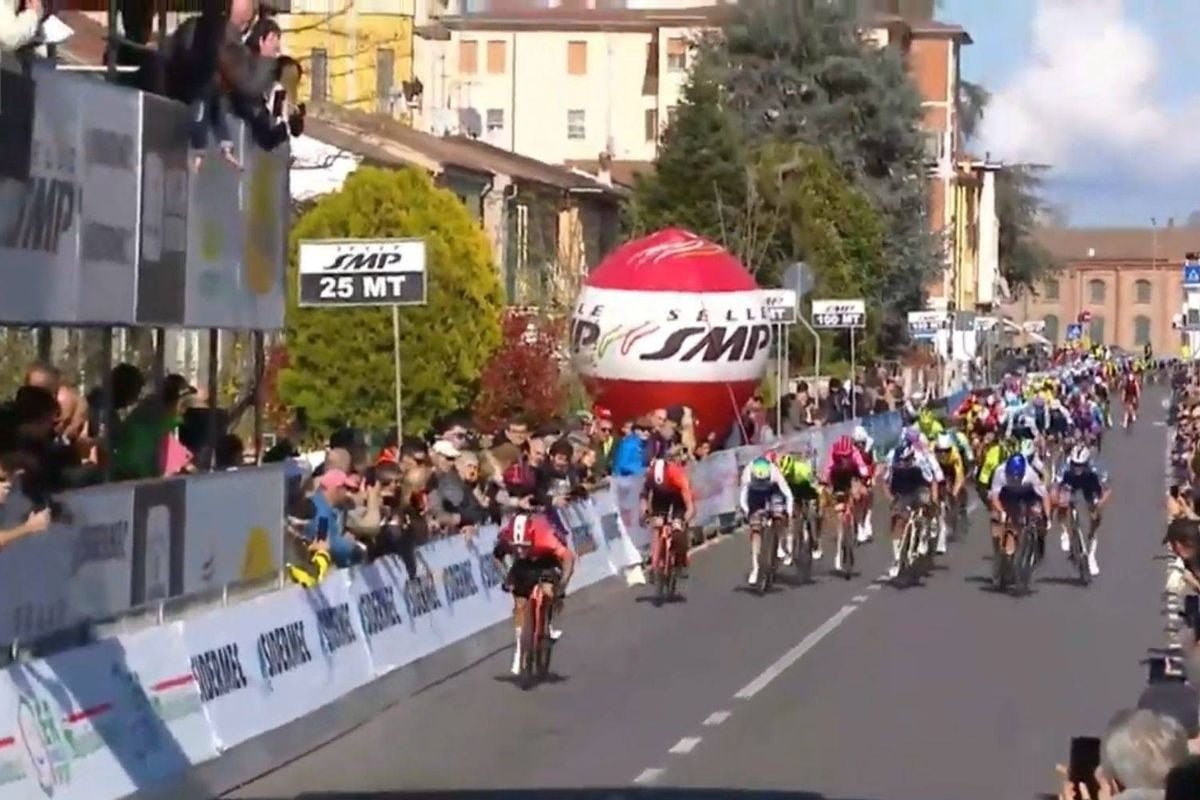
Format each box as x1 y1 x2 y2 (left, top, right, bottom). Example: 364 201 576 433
1087 278 1106 303
310 48 328 101
1089 316 1105 345
459 40 478 74
486 108 504 134
1135 278 1152 304
567 40 587 75
567 109 585 140
376 48 395 113
487 40 506 74
1043 279 1059 301
666 37 687 71
1134 315 1151 346
1043 314 1059 343
644 108 658 141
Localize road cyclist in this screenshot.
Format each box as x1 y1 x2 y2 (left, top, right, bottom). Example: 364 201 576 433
738 455 795 587
777 444 822 576
1051 443 1111 578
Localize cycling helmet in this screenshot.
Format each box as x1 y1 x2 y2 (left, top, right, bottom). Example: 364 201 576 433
1020 439 1036 458
902 427 922 445
1005 454 1027 481
831 435 854 458
934 433 953 451
1068 445 1091 466
750 457 772 480
851 425 869 444
895 442 915 462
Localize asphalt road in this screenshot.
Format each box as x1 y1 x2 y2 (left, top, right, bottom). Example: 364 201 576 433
232 393 1170 800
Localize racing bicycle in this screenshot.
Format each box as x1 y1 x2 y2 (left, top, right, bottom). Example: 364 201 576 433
995 505 1041 595
830 490 856 579
518 567 561 688
752 497 789 595
896 494 935 584
1065 490 1095 587
792 495 819 583
652 518 683 604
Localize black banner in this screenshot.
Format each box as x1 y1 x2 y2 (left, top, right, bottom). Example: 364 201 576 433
136 93 188 325
130 478 187 606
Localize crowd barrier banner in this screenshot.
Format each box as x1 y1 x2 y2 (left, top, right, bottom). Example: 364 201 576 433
0 467 287 649
178 571 374 752
180 466 286 594
0 622 215 800
0 483 135 647
587 489 642 573
691 449 739 527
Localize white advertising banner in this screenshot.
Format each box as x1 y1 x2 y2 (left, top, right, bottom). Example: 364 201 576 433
554 501 615 589
181 466 284 594
689 449 739 526
612 476 651 552
179 574 373 751
0 622 215 800
0 484 134 646
587 488 642 572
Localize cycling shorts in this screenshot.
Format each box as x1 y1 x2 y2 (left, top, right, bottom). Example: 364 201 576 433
508 556 562 600
648 493 687 521
893 487 931 515
746 489 787 517
789 482 820 504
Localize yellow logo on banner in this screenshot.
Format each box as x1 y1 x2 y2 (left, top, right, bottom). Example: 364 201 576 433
244 156 279 295
240 526 275 580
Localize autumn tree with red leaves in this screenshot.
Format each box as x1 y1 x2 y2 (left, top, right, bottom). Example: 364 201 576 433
473 312 567 432
260 342 293 435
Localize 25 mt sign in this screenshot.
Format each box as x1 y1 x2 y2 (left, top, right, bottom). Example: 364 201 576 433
298 239 428 307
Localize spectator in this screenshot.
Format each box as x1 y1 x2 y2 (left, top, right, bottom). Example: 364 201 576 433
111 374 195 481
574 445 601 490
1100 709 1188 798
304 468 365 568
612 419 650 477
0 453 51 550
535 438 582 510
0 0 40 52
591 409 616 473
428 438 460 491
434 450 488 534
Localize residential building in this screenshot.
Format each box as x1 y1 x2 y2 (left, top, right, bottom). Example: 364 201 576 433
278 0 417 113
412 6 724 164
1000 226 1200 354
301 102 625 306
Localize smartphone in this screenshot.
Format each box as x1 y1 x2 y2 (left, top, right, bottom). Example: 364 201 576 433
316 516 329 542
271 87 286 119
1069 736 1102 799
1148 656 1185 683
1186 595 1199 623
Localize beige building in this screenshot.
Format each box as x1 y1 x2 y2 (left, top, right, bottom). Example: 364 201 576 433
412 6 719 164
1001 226 1200 354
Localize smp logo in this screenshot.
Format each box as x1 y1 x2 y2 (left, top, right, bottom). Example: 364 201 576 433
322 249 404 271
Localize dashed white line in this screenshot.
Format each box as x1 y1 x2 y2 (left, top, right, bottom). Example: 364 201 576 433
669 737 702 754
702 710 731 727
733 604 859 699
866 583 883 592
852 594 869 602
633 768 665 785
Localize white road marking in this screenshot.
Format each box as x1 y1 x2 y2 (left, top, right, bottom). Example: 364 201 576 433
703 710 731 726
734 604 858 700
852 594 869 602
669 737 702 754
633 768 665 785
866 584 882 592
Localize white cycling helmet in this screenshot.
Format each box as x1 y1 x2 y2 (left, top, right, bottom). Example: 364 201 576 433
934 433 953 451
852 425 869 444
1068 445 1091 465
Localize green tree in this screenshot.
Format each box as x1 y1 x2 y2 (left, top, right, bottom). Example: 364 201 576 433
279 167 503 439
996 164 1058 292
715 0 941 324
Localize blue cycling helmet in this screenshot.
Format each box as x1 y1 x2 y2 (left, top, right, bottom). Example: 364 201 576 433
895 442 915 461
1004 454 1027 481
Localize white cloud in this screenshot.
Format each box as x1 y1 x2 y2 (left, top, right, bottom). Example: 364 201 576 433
978 0 1200 180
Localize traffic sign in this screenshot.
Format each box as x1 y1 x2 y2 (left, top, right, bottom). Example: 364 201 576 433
1065 322 1083 342
1184 263 1200 287
907 310 946 340
761 288 798 324
811 298 865 329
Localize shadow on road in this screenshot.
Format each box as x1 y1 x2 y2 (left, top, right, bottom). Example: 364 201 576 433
290 790 879 800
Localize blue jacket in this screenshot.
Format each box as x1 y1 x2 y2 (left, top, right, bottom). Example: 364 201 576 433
612 432 647 477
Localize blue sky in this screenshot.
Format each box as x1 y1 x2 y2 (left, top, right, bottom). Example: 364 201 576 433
940 0 1200 226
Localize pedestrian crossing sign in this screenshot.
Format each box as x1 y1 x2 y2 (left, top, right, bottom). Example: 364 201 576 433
1184 264 1200 286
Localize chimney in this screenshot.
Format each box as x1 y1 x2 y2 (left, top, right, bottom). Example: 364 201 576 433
596 150 613 188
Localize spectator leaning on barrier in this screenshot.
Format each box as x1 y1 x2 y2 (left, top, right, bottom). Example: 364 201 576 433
0 454 50 550
1101 709 1189 799
612 418 650 477
305 468 366 568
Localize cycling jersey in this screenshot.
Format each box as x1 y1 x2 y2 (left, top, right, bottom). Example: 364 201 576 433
494 513 570 563
988 467 1047 506
821 449 869 493
1056 465 1108 502
738 461 795 517
935 448 964 482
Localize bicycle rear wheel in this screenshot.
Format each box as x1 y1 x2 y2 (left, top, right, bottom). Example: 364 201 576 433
795 512 813 583
757 522 777 594
535 592 554 678
655 530 672 605
520 594 540 688
839 511 855 579
1071 495 1092 586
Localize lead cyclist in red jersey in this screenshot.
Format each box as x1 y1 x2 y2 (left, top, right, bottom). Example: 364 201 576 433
493 512 576 675
640 447 695 576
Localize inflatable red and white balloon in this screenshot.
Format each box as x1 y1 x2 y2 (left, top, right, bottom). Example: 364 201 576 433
570 228 772 439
